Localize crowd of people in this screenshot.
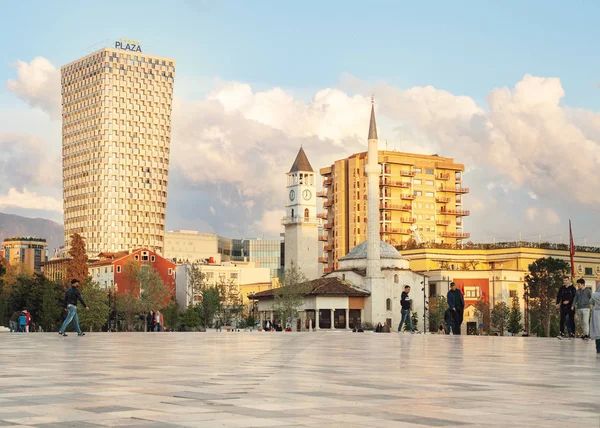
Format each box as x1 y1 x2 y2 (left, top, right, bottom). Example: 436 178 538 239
8 310 32 333
146 310 165 332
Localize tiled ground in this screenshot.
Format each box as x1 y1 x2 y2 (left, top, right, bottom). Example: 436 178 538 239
0 332 598 427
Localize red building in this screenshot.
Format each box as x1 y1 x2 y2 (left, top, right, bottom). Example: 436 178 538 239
453 278 490 307
89 248 176 297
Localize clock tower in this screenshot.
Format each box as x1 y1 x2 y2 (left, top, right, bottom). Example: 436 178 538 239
283 147 319 280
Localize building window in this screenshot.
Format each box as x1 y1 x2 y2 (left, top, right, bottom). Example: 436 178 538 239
414 168 422 173
414 179 422 185
134 255 139 261
429 283 437 297
584 267 593 275
151 255 156 262
304 208 309 218
168 268 173 275
117 265 121 273
426 191 434 197
414 191 422 196
425 169 434 174
394 274 399 283
386 298 391 311
464 286 481 299
291 208 295 218
509 290 518 298
425 180 434 186
230 272 238 279
342 274 346 280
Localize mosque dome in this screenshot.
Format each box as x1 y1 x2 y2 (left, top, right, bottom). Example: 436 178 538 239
339 241 403 261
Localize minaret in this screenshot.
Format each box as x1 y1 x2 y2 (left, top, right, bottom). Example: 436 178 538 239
283 147 319 280
365 97 382 280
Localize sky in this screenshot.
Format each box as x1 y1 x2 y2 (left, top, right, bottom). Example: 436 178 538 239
1 0 600 246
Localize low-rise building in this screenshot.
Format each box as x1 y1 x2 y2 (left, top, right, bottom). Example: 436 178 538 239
41 257 72 284
2 237 47 273
88 248 176 296
163 230 234 264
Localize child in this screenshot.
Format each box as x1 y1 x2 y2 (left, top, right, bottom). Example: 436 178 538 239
444 308 456 335
18 311 27 333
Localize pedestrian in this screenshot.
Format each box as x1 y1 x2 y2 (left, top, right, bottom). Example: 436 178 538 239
556 276 576 339
444 308 456 335
58 279 89 337
155 310 164 332
438 324 445 335
265 319 272 331
18 311 27 333
9 311 19 332
447 282 464 335
24 310 31 333
572 278 592 340
375 322 383 333
398 285 416 333
590 284 600 354
146 310 155 332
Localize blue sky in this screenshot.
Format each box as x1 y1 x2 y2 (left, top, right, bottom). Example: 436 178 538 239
1 0 600 245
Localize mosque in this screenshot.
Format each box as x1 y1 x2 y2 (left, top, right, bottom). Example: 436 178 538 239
252 101 426 331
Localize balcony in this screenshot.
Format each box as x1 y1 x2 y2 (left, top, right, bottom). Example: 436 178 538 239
401 194 416 200
318 257 328 263
281 216 321 225
380 179 411 188
381 228 411 235
436 219 451 226
436 196 451 203
380 204 412 212
317 212 328 219
436 173 450 180
323 200 333 208
323 178 332 186
438 185 469 194
400 170 415 177
401 217 417 223
440 209 470 216
324 244 333 251
439 231 471 239
316 191 327 198
324 223 334 229
318 235 328 241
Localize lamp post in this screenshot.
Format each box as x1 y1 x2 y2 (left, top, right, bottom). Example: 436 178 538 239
523 282 529 337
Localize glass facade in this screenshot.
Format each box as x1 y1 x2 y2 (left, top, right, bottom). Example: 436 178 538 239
232 238 284 278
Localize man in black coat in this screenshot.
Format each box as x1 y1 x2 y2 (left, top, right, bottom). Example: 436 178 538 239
447 282 464 335
556 276 576 338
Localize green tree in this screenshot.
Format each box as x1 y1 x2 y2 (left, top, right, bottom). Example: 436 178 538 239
428 296 447 332
273 261 309 329
137 264 171 314
404 311 419 332
217 278 243 327
66 233 89 284
490 301 510 336
474 297 491 335
39 284 64 332
525 257 569 337
78 283 109 332
162 300 181 331
197 285 221 328
508 293 523 335
181 305 200 331
186 262 206 304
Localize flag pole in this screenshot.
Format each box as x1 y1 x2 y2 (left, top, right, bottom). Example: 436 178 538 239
569 219 575 279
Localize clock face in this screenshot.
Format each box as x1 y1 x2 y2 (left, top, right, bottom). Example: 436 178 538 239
289 190 295 201
302 189 312 200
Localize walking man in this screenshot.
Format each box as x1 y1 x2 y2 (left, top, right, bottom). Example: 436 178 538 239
572 278 592 340
447 282 464 335
556 276 576 339
58 279 89 337
9 311 19 333
398 285 416 333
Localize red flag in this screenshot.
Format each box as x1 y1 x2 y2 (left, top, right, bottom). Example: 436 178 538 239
569 219 575 278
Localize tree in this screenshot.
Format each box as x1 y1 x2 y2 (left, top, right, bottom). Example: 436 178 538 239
78 283 110 332
525 257 569 337
67 233 89 284
186 262 206 304
197 285 221 328
162 300 181 331
508 293 523 335
404 311 419 331
490 301 510 336
217 277 243 327
474 297 491 335
181 305 200 331
428 296 447 332
39 283 64 332
273 261 309 328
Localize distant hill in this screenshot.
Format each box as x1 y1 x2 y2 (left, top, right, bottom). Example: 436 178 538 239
0 212 64 253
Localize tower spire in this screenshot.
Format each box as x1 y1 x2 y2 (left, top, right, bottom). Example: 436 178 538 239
368 96 378 140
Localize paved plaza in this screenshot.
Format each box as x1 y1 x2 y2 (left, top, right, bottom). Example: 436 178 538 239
0 332 598 427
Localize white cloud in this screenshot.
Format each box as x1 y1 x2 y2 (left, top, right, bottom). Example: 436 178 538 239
526 207 538 221
252 209 285 236
546 208 560 224
528 192 538 200
209 206 216 215
6 57 61 120
0 188 62 212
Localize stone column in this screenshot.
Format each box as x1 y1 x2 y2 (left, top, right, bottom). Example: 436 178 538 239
360 309 365 327
315 309 320 330
330 309 335 329
345 309 350 329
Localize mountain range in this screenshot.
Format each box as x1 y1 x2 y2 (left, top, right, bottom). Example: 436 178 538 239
0 212 64 253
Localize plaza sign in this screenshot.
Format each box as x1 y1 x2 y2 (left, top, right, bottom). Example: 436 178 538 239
115 38 142 53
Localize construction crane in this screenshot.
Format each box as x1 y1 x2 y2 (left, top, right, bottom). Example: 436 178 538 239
410 224 424 245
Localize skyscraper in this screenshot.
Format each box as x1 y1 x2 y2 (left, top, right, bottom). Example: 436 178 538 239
61 43 175 256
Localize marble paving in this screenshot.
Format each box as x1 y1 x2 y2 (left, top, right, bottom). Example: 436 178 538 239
0 332 598 427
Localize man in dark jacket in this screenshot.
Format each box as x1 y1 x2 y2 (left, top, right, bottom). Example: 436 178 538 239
556 276 576 338
398 285 416 333
58 279 89 337
447 282 464 335
9 311 19 332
